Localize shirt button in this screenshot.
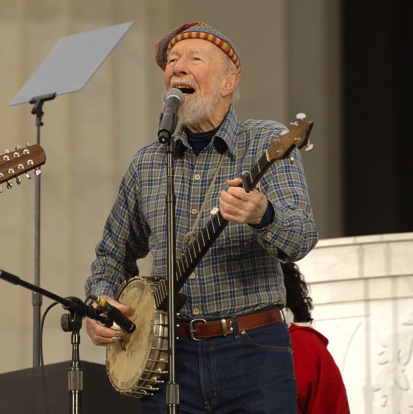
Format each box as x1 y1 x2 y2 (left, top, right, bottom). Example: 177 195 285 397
189 273 196 279
191 208 198 215
193 308 200 315
194 173 201 180
266 232 272 239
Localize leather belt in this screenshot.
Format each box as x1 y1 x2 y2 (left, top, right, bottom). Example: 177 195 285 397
176 307 283 341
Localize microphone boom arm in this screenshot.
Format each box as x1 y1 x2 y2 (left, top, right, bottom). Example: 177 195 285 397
0 268 106 324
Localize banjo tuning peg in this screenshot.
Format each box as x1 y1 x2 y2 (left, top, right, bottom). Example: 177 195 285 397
305 140 314 152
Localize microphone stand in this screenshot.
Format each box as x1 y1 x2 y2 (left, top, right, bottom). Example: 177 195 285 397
0 269 104 414
159 114 180 413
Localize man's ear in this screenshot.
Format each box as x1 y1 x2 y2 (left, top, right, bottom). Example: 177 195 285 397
221 71 240 97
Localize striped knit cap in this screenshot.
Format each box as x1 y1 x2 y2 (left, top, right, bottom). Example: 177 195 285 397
155 21 241 72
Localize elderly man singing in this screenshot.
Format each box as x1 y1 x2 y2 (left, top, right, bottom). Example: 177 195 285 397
85 21 318 413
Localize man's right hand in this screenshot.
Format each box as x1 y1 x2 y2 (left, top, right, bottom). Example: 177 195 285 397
85 295 133 346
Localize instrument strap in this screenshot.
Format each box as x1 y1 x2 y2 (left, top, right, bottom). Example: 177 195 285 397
185 151 227 246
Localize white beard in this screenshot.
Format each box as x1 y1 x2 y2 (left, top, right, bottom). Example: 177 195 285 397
178 88 222 128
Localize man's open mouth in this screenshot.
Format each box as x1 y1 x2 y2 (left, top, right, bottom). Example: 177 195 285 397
174 86 195 95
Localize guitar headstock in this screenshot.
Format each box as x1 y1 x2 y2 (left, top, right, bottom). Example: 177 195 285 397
266 113 314 163
0 144 46 191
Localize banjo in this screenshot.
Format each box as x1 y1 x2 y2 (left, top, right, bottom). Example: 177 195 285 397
105 115 314 398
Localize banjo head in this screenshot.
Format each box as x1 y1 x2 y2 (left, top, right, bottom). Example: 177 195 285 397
106 277 168 396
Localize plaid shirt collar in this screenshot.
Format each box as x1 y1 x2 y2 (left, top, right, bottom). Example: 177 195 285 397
174 105 239 158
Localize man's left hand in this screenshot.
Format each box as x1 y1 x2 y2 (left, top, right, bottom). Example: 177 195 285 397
219 178 268 225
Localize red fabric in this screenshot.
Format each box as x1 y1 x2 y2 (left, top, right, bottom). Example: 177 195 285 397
289 324 351 414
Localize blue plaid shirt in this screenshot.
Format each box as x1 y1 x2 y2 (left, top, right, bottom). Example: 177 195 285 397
85 105 318 319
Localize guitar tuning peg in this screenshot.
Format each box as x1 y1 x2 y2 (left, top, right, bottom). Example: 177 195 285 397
296 113 306 120
305 140 314 152
26 172 32 180
0 187 2 193
15 145 21 150
35 168 42 176
6 181 13 189
16 177 22 185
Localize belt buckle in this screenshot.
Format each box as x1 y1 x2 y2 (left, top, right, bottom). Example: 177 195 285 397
189 318 207 341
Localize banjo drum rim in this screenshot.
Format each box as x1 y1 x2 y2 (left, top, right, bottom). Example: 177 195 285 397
105 276 169 397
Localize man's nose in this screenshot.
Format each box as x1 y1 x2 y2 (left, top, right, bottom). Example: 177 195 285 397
173 57 189 75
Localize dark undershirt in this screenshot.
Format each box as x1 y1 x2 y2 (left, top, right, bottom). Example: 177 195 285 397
186 126 218 155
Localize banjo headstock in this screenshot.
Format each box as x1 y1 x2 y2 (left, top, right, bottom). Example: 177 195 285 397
266 113 314 163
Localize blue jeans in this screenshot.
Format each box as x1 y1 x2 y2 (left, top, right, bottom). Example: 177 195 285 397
140 319 297 413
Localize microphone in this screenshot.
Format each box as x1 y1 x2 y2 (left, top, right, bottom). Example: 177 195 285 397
92 295 136 334
158 88 185 143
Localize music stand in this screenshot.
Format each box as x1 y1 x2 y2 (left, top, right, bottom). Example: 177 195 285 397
9 20 133 368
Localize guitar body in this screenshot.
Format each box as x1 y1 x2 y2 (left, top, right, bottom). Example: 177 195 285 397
106 277 168 398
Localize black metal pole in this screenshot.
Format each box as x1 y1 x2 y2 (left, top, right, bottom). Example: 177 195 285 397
158 102 181 413
165 137 179 413
61 298 85 414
